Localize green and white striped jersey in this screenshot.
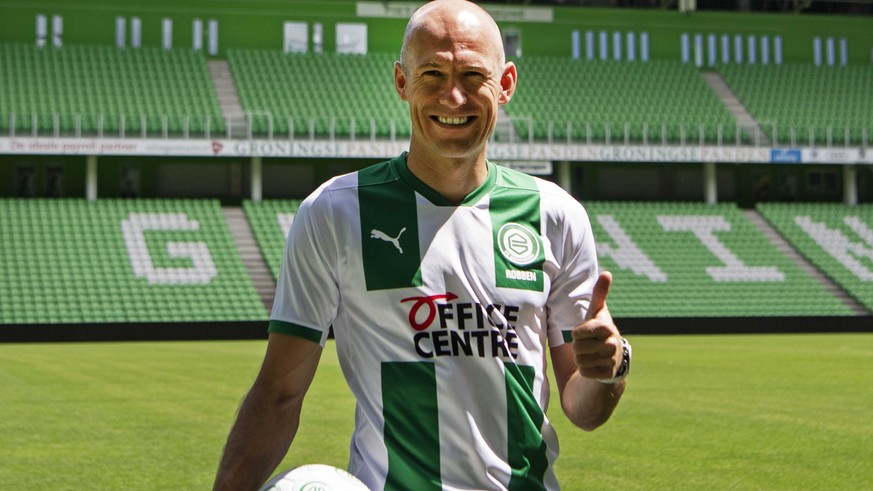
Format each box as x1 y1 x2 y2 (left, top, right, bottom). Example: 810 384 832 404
269 154 599 491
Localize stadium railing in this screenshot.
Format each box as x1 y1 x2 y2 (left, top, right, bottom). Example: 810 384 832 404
719 63 873 147
0 43 225 139
504 58 741 145
2 44 871 147
3 110 868 148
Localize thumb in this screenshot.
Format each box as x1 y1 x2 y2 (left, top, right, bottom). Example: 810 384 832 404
584 271 612 321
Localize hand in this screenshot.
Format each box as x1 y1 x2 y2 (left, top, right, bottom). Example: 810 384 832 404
571 271 623 381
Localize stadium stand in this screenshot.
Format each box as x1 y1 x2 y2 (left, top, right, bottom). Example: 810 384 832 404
242 199 301 279
240 199 861 319
0 43 225 136
228 50 409 138
0 199 267 324
719 63 873 146
4 41 867 148
757 203 873 312
505 59 739 143
0 5 870 334
583 201 855 317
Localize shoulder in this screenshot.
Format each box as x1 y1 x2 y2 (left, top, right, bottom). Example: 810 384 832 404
299 158 399 213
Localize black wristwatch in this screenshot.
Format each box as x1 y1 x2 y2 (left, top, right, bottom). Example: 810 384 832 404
597 337 631 384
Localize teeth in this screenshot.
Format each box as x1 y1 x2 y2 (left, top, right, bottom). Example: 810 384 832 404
438 116 468 125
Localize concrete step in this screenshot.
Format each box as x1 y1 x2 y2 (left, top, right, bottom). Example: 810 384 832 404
700 71 770 146
208 59 248 135
742 209 870 315
223 207 276 313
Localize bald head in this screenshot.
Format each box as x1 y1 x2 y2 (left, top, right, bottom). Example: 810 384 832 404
399 0 505 74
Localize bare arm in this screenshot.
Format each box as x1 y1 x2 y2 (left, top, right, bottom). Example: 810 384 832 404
213 332 323 491
551 343 625 431
551 271 626 431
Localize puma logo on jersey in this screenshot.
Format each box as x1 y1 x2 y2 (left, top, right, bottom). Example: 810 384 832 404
370 227 406 254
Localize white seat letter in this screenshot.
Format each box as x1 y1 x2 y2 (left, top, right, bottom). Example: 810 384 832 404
658 215 784 282
794 215 873 281
596 215 667 282
121 212 217 284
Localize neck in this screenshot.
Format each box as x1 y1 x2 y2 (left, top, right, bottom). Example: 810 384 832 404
405 150 489 204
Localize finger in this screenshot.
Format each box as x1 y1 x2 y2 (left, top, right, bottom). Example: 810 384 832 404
574 340 621 379
571 322 613 341
584 270 613 321
572 336 618 356
574 349 617 379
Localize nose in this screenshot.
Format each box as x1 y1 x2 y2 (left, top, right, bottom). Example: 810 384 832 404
439 77 467 108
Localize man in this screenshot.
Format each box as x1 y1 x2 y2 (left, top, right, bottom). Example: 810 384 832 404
213 1 629 489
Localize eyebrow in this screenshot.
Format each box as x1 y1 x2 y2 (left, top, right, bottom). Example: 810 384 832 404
418 61 444 69
416 60 492 73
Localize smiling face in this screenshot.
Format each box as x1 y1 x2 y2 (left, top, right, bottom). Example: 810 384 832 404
395 1 516 163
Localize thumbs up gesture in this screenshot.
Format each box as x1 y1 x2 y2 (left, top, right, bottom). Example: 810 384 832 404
571 271 625 382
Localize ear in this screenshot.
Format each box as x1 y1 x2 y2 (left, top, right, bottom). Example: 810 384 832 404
498 61 517 105
394 61 409 101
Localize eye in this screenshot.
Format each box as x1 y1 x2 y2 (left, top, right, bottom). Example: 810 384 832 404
422 70 443 77
464 71 488 83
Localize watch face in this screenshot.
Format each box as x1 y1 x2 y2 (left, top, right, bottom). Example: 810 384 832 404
617 339 631 377
616 352 628 377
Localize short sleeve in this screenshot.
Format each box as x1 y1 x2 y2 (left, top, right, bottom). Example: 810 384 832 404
544 192 599 348
269 184 340 346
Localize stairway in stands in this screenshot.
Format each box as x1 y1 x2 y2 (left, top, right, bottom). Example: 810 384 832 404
223 207 276 313
701 71 770 146
742 209 870 315
208 60 249 138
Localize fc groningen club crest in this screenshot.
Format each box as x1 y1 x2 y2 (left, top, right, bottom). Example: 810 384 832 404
497 223 540 266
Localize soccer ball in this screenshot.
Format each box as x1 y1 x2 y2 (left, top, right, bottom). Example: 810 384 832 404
260 464 370 491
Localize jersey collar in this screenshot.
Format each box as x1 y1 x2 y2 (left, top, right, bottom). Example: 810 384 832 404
391 152 497 207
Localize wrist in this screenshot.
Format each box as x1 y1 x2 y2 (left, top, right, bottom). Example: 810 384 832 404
597 337 631 384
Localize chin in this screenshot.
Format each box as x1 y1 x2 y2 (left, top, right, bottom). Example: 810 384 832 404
434 141 486 159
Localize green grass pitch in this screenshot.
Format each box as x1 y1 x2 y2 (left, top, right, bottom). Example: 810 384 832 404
1 334 870 489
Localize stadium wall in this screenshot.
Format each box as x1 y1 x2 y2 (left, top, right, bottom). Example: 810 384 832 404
576 162 873 205
0 154 389 200
4 154 873 203
1 1 871 63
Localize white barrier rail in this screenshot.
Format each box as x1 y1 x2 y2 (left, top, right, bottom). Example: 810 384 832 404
2 112 869 149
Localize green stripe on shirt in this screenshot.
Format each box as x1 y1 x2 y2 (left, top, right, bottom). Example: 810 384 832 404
504 362 548 491
358 156 423 291
382 361 442 491
490 168 545 292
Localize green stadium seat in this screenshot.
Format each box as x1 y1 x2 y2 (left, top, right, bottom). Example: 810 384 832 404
0 199 267 324
0 43 224 137
242 200 302 280
504 59 736 144
719 64 873 146
757 203 873 312
583 201 853 318
227 50 408 138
